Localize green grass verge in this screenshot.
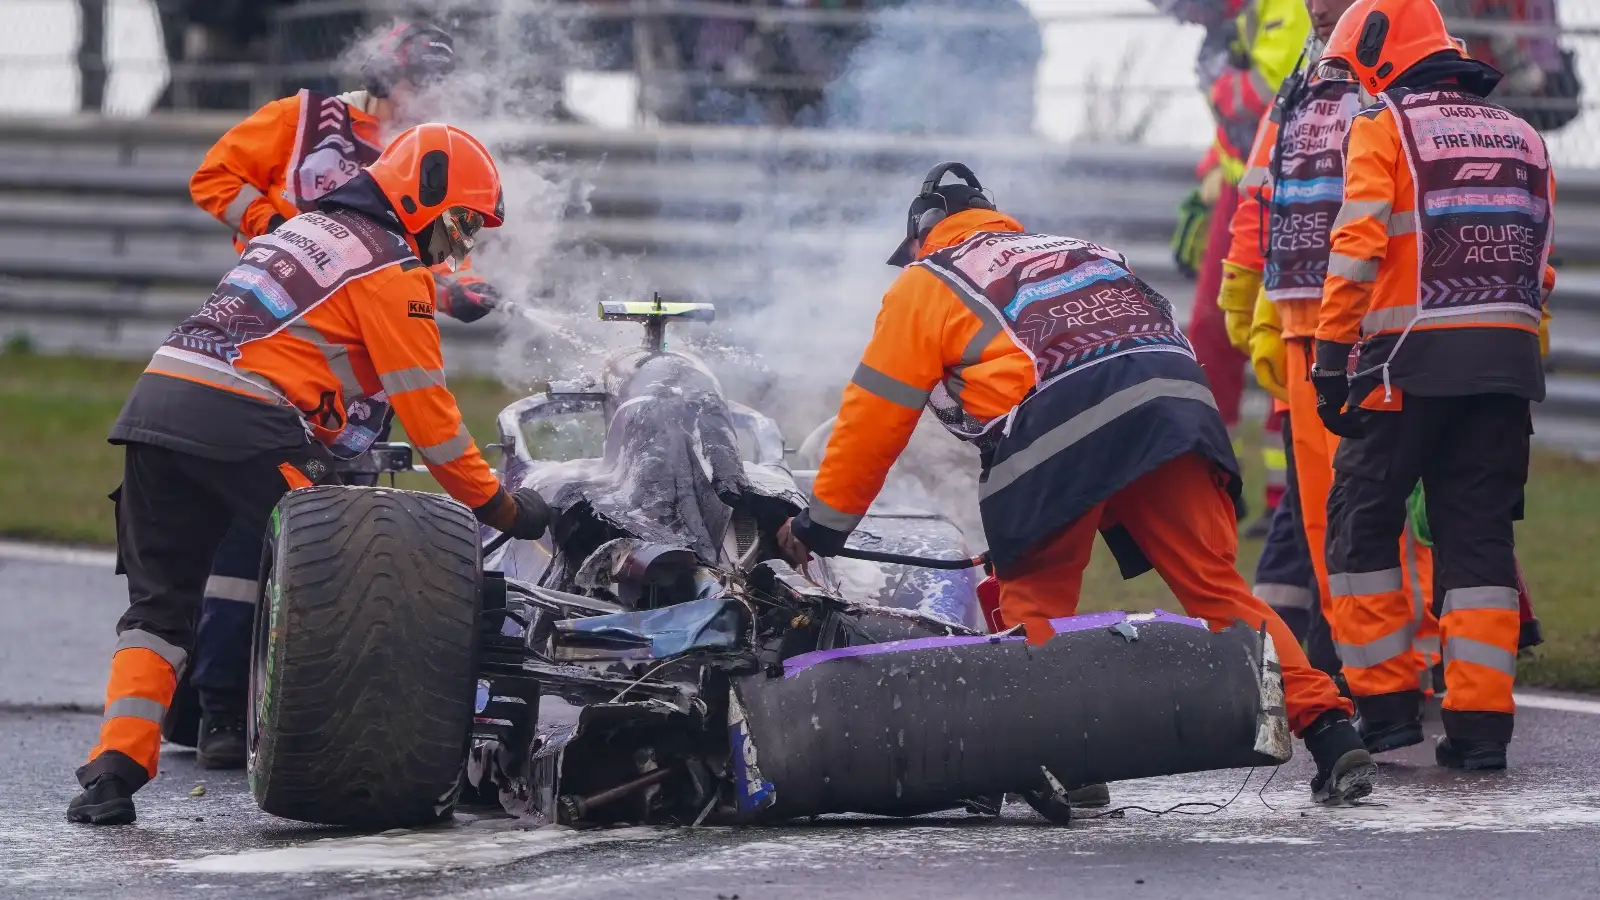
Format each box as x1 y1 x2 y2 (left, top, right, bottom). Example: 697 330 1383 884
3 346 1596 691
1514 454 1600 692
0 348 518 545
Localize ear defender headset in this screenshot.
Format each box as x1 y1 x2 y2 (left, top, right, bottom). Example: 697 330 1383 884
363 23 456 99
886 162 996 267
1355 11 1394 87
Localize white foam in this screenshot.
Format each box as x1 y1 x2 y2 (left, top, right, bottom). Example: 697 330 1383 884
1184 832 1319 845
173 823 660 875
828 557 890 605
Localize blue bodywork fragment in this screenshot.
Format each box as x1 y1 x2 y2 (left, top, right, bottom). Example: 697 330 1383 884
554 597 744 660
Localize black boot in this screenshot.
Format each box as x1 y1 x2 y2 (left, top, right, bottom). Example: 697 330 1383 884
197 711 247 770
1436 736 1507 771
1303 710 1377 805
1356 691 1424 754
1018 775 1111 824
67 774 136 825
1066 783 1111 808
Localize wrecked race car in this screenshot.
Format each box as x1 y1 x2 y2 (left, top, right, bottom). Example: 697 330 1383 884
246 300 1291 832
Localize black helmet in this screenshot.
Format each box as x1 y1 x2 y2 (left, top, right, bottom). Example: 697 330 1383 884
886 162 995 267
362 22 456 98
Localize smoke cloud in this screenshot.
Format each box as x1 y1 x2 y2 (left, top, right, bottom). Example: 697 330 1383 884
348 1 1051 548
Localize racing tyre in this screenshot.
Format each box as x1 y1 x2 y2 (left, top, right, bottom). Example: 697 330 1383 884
249 486 483 828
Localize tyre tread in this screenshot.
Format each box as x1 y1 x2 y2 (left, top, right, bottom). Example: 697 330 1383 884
252 486 481 829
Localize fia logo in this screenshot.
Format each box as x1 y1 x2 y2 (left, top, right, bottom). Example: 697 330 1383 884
1516 167 1530 183
1315 157 1337 172
1454 163 1503 181
270 258 298 280
242 246 276 264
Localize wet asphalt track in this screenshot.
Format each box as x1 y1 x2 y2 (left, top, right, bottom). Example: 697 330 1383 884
5 546 1600 900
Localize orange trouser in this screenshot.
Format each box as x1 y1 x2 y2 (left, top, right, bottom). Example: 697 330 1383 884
1284 340 1439 698
997 451 1353 735
87 640 182 787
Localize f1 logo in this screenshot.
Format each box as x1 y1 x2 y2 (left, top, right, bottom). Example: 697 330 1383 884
242 247 275 264
1454 163 1502 181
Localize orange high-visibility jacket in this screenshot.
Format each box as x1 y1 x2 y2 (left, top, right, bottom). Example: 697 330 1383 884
190 93 383 243
148 225 500 509
1316 105 1556 349
1226 103 1278 277
808 210 1036 533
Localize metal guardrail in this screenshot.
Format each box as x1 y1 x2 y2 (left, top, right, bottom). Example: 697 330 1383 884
1 114 1599 451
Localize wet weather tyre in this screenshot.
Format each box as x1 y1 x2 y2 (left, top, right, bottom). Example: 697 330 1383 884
249 486 483 829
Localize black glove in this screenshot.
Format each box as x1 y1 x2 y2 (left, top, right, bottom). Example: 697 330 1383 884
787 508 851 559
436 273 500 324
474 486 551 540
265 213 287 233
1311 341 1365 439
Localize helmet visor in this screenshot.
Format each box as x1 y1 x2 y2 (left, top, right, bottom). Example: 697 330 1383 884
436 207 484 272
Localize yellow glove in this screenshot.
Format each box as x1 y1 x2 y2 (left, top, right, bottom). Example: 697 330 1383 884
1540 304 1551 358
1249 289 1289 403
1217 262 1262 355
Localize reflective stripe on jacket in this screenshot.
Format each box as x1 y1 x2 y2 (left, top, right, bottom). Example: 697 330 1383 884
808 210 1035 534
808 209 1239 572
145 204 500 508
190 91 382 248
190 92 484 309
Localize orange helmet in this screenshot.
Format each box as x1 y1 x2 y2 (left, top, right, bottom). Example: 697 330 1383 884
367 123 504 235
1322 0 1456 95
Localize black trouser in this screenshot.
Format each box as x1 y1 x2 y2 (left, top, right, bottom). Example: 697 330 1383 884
191 520 264 717
112 442 336 657
183 418 388 717
1325 393 1530 743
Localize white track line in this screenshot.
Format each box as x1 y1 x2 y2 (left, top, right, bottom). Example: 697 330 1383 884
1514 693 1600 716
0 540 116 568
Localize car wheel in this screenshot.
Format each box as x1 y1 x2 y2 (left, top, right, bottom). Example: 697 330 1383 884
249 485 482 828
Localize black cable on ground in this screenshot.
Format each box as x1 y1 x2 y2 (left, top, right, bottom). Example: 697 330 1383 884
1255 765 1281 811
1077 766 1265 821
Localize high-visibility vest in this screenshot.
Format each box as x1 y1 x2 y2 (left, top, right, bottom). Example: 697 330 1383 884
917 231 1196 441
285 90 384 213
153 208 415 457
1261 74 1363 311
917 232 1234 571
1367 88 1552 338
